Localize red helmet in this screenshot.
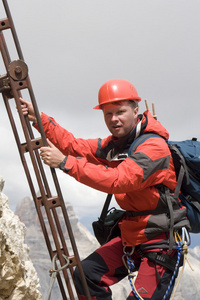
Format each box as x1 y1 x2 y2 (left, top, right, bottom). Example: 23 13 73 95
94 79 141 110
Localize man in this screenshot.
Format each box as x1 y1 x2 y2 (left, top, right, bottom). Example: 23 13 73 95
20 79 190 300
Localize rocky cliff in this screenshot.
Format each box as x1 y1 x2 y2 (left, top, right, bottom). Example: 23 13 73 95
0 175 42 300
1 174 200 299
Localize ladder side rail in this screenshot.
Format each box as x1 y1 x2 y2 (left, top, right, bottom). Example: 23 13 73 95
25 66 92 299
50 167 92 296
2 89 73 300
2 0 24 60
26 76 49 146
5 53 78 297
2 1 86 269
1 92 61 269
0 31 11 70
59 198 92 299
9 68 78 299
2 91 65 263
0 32 74 297
23 115 52 197
25 57 92 300
2 92 55 260
0 29 52 204
1 3 92 299
18 94 79 290
50 207 76 298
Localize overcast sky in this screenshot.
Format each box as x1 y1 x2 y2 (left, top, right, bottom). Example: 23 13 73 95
0 0 200 247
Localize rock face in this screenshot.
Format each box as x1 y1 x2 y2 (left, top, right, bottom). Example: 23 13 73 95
0 175 42 300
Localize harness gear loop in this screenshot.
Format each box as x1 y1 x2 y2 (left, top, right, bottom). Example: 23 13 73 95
45 254 70 300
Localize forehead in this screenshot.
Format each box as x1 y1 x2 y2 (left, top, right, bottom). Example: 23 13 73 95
102 101 130 112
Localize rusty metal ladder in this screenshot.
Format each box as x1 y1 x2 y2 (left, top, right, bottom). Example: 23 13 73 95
0 1 91 299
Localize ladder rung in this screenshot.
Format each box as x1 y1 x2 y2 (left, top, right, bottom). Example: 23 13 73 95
21 137 44 153
11 78 28 91
37 196 61 209
46 196 61 209
0 18 11 30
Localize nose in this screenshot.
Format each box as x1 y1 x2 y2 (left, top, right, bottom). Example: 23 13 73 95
111 113 118 122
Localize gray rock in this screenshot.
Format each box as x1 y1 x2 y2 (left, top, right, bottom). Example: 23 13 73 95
0 176 42 300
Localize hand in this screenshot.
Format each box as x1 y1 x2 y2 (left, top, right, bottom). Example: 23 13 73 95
19 97 38 123
40 139 65 168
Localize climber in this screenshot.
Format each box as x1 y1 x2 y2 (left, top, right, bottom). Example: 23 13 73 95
19 79 190 300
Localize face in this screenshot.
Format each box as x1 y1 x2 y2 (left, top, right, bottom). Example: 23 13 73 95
103 101 139 138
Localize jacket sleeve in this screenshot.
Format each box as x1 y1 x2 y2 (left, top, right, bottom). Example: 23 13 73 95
63 136 177 194
34 113 100 164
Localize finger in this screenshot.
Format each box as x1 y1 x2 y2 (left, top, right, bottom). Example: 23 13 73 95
21 104 26 109
16 103 28 113
40 152 45 158
21 105 29 113
40 146 49 152
43 159 48 165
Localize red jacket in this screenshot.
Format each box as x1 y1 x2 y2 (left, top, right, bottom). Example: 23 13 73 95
35 110 189 246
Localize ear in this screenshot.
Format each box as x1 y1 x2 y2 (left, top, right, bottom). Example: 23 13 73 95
134 106 139 116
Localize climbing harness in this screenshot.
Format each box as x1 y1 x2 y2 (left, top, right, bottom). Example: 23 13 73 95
123 227 192 300
45 254 70 300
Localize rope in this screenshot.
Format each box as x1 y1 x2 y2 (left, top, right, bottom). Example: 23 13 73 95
162 242 182 300
170 228 194 300
122 247 144 300
45 254 70 300
126 253 144 300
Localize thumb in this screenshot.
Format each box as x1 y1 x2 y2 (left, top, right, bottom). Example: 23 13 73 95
19 97 29 105
47 139 55 148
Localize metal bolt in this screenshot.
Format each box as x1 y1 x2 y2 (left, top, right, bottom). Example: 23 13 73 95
15 66 22 73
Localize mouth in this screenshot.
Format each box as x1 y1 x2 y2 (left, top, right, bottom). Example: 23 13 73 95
112 125 121 129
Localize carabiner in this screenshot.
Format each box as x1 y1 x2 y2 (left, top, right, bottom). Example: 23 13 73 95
182 227 190 246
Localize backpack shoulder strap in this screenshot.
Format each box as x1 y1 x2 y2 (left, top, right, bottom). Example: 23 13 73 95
128 133 161 156
167 143 189 200
99 194 113 222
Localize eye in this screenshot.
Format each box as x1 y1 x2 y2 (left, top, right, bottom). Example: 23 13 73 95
105 112 112 117
118 110 125 115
